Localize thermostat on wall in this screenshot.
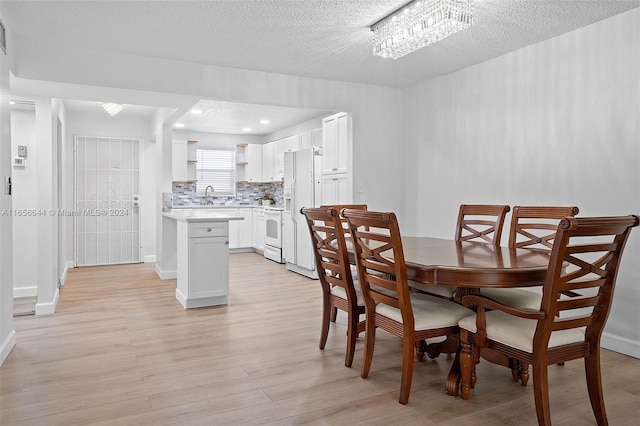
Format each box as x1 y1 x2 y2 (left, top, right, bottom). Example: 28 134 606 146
13 156 25 167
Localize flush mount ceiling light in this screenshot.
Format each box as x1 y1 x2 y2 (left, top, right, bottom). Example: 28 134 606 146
174 122 185 128
190 108 203 115
371 0 473 59
101 102 124 116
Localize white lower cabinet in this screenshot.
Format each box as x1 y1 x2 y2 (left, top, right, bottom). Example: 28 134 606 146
176 221 229 308
237 208 253 248
221 208 253 249
253 208 265 251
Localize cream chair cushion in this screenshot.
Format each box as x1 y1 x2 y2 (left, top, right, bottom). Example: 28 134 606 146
480 287 542 310
330 283 365 306
376 293 473 330
458 310 585 353
409 281 457 299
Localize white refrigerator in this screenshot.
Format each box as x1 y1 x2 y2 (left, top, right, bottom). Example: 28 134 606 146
283 147 322 279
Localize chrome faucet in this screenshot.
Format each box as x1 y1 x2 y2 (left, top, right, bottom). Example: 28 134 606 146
204 185 214 205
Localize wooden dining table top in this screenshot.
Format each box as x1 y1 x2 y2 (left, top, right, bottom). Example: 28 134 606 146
398 237 551 289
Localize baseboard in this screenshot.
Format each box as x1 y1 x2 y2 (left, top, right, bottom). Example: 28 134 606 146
35 287 59 316
60 260 74 287
0 330 16 366
229 247 256 254
144 255 157 263
602 332 640 359
13 285 37 298
154 264 176 280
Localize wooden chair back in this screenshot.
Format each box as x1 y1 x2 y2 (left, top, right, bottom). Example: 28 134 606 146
508 205 579 251
459 215 639 424
537 215 638 349
300 206 365 367
455 204 510 245
300 207 356 302
342 209 412 323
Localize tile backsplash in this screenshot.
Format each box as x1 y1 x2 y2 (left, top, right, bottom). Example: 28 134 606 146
172 182 284 207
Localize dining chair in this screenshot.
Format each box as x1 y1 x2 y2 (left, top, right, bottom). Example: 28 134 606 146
481 206 580 310
458 215 639 426
478 206 580 383
321 204 368 293
420 204 511 301
300 206 364 367
342 209 473 404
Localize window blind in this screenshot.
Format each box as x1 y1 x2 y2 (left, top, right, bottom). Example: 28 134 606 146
195 149 236 196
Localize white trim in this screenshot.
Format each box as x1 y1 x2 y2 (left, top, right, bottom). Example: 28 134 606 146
35 287 59 316
0 330 16 366
59 260 74 286
144 255 157 263
602 332 640 359
154 264 176 280
13 286 37 298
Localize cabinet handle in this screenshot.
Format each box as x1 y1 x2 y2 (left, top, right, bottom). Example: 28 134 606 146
332 178 338 181
225 241 229 245
332 167 338 171
207 227 212 232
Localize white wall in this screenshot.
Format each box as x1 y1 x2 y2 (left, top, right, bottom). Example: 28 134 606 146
0 7 16 365
172 130 263 150
65 109 157 264
10 108 37 296
403 9 640 357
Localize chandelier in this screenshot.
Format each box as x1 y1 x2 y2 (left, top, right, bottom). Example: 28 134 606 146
101 102 124 116
371 0 473 59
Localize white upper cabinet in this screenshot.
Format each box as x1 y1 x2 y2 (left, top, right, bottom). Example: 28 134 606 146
172 140 197 182
281 134 300 153
237 143 262 182
262 142 276 182
322 113 349 175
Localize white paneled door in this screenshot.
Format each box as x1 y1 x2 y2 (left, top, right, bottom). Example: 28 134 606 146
74 136 141 266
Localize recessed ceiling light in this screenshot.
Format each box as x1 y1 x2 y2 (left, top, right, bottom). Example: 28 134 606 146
242 127 252 132
190 109 203 115
260 119 270 125
9 101 15 105
174 122 185 128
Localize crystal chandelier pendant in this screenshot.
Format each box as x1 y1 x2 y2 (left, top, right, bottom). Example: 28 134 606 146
372 0 473 59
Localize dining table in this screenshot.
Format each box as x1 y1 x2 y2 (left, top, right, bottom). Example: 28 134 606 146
355 236 552 396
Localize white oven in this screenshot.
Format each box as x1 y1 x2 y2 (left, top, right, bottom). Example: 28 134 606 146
263 207 283 263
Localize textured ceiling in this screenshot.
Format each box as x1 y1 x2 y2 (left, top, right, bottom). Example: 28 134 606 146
3 1 638 133
3 0 638 88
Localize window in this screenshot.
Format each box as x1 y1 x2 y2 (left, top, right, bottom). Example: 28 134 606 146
195 149 236 197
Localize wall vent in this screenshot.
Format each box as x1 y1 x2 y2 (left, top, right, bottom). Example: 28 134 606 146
0 19 5 55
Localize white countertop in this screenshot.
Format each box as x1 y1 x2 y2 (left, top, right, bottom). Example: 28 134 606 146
163 210 245 222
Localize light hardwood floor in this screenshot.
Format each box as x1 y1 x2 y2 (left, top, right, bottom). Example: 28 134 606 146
1 253 639 425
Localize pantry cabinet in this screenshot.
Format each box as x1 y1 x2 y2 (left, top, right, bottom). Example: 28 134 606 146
322 113 349 175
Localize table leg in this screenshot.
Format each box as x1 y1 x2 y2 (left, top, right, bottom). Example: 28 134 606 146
425 334 459 359
445 350 461 396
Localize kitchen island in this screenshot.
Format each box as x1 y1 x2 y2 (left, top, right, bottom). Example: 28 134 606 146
162 209 243 308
